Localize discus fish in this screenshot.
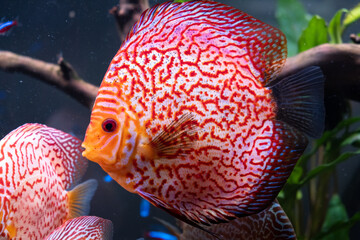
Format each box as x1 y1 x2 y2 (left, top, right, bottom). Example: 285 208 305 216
45 216 113 240
0 123 97 239
152 200 295 240
82 0 324 229
0 18 18 36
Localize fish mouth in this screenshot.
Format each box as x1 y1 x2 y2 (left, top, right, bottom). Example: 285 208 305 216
81 143 95 162
81 142 117 165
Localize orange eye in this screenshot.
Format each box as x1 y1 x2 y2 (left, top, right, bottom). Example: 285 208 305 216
102 119 117 132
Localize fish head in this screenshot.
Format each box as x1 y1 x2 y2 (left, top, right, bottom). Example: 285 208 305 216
82 98 147 178
83 107 125 164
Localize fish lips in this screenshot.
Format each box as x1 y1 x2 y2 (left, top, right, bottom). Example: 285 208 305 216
81 142 117 165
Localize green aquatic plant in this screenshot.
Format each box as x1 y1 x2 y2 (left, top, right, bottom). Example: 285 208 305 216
276 1 360 239
276 0 312 56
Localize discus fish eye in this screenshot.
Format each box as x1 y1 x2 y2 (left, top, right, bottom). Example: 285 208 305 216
102 119 117 132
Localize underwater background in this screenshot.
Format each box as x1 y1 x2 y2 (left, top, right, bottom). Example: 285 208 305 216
1 0 360 239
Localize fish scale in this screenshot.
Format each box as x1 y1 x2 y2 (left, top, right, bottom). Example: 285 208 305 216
82 0 324 229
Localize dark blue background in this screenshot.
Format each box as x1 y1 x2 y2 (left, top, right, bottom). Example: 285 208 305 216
1 1 359 239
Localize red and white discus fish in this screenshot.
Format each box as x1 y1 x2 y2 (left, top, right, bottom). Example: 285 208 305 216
0 123 97 239
45 216 113 240
82 0 324 229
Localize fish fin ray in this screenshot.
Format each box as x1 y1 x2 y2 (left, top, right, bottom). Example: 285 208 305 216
68 179 98 219
153 217 182 238
270 66 325 138
149 113 199 159
137 190 221 239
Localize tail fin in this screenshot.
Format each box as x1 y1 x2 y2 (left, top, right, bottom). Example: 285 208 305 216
271 66 325 138
67 179 98 219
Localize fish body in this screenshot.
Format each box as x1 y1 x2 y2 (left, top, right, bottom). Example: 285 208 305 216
0 123 97 239
0 19 18 36
151 200 296 240
45 216 113 240
179 200 296 239
82 0 324 228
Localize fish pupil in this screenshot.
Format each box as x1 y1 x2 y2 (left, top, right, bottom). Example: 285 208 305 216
102 119 117 132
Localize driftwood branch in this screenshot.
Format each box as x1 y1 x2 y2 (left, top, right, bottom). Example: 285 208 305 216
1 44 360 111
279 43 360 102
350 34 360 44
109 0 150 42
0 51 98 109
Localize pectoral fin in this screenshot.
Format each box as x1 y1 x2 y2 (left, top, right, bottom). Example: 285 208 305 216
67 179 98 219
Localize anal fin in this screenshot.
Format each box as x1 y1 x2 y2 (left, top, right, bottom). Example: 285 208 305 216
137 190 221 239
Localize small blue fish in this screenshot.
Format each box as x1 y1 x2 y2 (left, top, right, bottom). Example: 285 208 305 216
140 199 151 218
103 174 113 183
0 18 18 36
145 231 178 240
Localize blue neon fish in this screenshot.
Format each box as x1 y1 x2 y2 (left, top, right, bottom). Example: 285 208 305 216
103 174 113 182
145 231 177 240
140 199 151 218
0 18 18 36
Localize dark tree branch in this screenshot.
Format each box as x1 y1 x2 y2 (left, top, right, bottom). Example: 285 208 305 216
350 34 360 44
109 0 150 42
0 50 98 109
279 43 360 102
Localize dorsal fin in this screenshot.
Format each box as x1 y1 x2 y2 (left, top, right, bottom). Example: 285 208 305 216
123 0 287 86
245 24 287 86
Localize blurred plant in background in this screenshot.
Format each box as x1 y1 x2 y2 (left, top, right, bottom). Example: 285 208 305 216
276 1 360 239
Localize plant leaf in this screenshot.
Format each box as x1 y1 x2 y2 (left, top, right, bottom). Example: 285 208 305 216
343 3 360 29
341 130 360 148
276 0 311 56
314 205 360 239
320 194 349 240
328 8 348 44
298 15 328 52
298 149 360 187
300 117 360 163
286 165 303 184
